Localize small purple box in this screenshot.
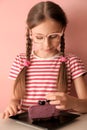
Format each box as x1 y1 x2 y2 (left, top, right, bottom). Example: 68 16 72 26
28 104 60 120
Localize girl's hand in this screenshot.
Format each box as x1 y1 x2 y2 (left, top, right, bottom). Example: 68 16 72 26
2 99 21 119
46 92 78 110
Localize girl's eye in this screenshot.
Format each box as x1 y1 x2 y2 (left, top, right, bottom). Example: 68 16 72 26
35 35 44 40
49 34 58 39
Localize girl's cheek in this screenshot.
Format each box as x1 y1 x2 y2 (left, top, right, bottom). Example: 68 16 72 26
56 42 60 51
32 43 42 51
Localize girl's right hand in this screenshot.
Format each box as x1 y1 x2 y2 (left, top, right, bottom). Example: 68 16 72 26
2 99 21 119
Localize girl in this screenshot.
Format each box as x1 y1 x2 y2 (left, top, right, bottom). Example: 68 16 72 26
2 1 87 119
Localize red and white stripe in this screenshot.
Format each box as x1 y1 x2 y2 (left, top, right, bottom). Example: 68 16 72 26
9 53 87 111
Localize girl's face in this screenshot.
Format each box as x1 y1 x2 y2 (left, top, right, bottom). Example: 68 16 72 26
30 19 63 58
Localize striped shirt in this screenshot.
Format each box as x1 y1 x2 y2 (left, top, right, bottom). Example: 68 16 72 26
9 53 87 111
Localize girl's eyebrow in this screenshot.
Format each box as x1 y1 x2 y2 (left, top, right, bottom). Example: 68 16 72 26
33 33 44 35
32 30 62 35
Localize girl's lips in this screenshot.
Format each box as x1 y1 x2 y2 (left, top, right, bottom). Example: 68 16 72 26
44 48 53 52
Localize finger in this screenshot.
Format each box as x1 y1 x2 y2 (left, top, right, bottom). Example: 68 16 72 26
50 100 61 105
46 94 62 101
5 105 17 117
9 105 18 116
3 111 10 119
46 95 56 100
56 105 66 110
46 92 65 97
18 104 21 110
1 113 5 119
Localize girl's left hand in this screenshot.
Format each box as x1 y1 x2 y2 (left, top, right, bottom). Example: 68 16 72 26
45 92 78 110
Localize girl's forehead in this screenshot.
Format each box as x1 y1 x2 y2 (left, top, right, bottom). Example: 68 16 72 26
31 19 63 34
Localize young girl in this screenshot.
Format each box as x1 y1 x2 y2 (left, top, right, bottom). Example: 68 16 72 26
2 1 87 119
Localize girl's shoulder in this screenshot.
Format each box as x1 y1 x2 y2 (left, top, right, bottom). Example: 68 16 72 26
65 53 82 61
16 53 26 58
15 53 26 60
65 53 85 67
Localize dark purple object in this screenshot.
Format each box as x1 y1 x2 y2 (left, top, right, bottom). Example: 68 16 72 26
28 104 60 120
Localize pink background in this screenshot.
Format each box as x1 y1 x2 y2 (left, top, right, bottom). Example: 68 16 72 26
0 0 87 112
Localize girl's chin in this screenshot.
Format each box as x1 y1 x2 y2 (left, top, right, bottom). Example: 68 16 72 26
34 50 58 58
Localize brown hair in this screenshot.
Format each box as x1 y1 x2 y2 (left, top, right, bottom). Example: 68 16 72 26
13 1 68 99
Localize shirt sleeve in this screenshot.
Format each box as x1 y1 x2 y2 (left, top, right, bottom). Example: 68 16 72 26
68 55 87 79
8 53 25 80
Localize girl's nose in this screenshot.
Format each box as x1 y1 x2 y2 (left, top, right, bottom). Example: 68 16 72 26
43 38 50 48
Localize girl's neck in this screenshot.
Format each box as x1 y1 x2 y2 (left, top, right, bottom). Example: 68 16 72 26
33 50 59 59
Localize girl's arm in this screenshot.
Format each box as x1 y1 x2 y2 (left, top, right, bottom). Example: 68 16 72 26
2 80 21 119
46 76 87 113
72 75 87 113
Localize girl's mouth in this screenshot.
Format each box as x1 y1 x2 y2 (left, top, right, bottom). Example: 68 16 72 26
44 48 53 52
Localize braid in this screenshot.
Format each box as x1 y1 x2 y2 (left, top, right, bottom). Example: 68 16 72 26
13 29 32 99
60 34 65 56
56 34 67 92
26 28 32 61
